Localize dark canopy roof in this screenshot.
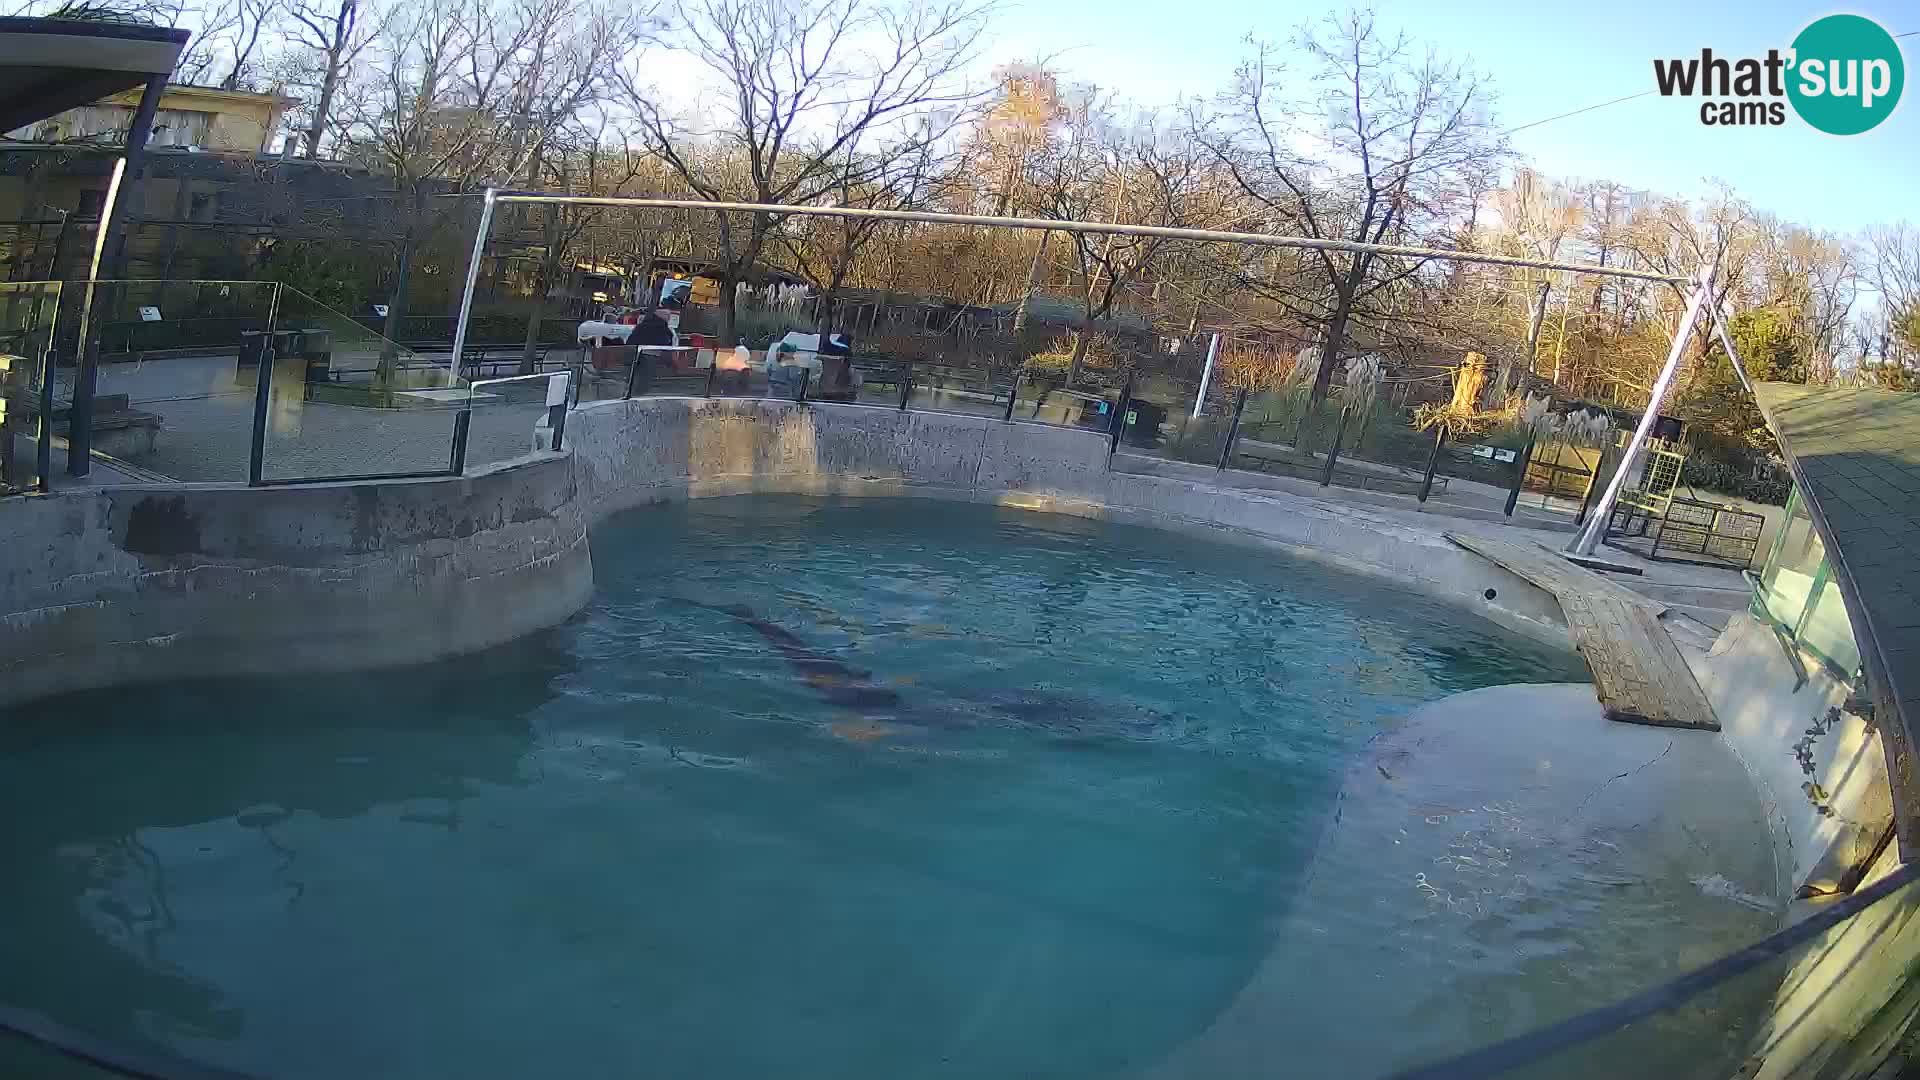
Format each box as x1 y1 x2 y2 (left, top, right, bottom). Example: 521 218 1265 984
0 17 188 135
1754 382 1920 846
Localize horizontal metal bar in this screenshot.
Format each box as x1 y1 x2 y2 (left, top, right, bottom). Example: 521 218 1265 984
253 469 457 487
489 193 1688 285
1387 858 1920 1080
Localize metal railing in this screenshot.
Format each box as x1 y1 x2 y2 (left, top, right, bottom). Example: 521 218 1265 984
0 280 576 493
603 344 1134 438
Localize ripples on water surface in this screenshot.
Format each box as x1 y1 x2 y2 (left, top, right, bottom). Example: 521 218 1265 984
0 496 1768 1079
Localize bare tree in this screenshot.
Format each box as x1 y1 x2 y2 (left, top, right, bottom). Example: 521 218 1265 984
1031 104 1208 384
770 135 940 334
616 0 990 345
1865 222 1920 368
285 0 385 156
1200 11 1508 401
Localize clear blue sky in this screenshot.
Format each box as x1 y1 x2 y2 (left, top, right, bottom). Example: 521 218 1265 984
981 0 1916 236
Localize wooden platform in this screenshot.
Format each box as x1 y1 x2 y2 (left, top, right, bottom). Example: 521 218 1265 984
1448 533 1721 731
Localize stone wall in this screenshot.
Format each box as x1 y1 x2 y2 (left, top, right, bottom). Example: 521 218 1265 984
0 451 592 709
565 396 1572 648
1692 611 1892 901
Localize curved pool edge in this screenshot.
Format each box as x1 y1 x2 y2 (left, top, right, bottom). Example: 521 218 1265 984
0 396 1574 710
1139 681 1784 1080
0 451 593 710
566 396 1577 653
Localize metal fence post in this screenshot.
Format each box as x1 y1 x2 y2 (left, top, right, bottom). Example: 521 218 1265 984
1575 441 1612 525
1002 375 1019 422
898 365 912 410
796 367 811 403
624 351 649 399
246 282 281 486
1108 373 1135 456
1417 426 1447 503
35 344 54 492
247 345 273 485
1216 388 1249 471
1320 405 1351 487
1505 430 1538 517
449 409 471 474
704 363 717 398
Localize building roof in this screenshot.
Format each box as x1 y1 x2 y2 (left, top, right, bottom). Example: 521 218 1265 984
1753 382 1920 845
0 17 188 135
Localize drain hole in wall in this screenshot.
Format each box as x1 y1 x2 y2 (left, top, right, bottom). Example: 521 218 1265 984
1483 588 1497 601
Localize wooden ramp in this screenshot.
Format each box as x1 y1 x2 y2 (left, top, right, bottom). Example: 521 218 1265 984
1448 533 1720 731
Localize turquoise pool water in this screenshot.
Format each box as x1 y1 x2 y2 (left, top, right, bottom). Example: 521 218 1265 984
0 497 1594 1079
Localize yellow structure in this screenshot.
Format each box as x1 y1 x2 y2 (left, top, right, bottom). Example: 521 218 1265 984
6 83 296 154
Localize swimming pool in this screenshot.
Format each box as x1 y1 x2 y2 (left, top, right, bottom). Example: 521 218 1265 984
0 496 1767 1078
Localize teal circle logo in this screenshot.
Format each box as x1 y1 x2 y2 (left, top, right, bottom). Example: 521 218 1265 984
1787 14 1904 135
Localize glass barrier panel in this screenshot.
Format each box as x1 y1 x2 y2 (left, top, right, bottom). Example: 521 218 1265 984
258 285 467 482
907 363 1011 418
1111 380 1210 464
848 358 909 408
463 373 567 472
1797 567 1862 676
1760 488 1823 623
72 280 279 482
0 282 58 495
1011 376 1113 430
709 349 771 398
619 345 711 401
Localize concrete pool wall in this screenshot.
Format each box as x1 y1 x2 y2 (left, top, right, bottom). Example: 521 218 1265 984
0 451 591 709
0 395 1571 709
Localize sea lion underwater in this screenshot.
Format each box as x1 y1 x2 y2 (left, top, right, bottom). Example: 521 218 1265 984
674 599 1160 741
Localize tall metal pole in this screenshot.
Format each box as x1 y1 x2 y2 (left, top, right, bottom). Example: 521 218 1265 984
1193 331 1220 418
1568 265 1716 556
449 187 497 385
70 73 168 476
66 157 125 475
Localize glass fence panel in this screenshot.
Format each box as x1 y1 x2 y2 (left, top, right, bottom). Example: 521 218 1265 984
0 282 58 495
709 349 772 398
463 373 568 472
1009 376 1114 430
1798 569 1863 677
258 285 467 482
616 345 711 401
848 357 909 407
71 280 280 482
1113 380 1218 466
906 363 1010 418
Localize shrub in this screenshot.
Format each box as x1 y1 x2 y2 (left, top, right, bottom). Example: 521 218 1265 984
1681 455 1792 505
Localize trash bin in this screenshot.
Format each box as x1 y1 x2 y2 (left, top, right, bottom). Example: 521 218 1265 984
1124 399 1167 448
238 330 268 367
300 328 333 383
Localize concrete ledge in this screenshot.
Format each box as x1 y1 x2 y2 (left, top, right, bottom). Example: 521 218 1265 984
0 452 593 708
566 396 1573 649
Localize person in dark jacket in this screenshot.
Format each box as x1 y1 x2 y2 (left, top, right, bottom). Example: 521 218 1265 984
634 311 673 347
